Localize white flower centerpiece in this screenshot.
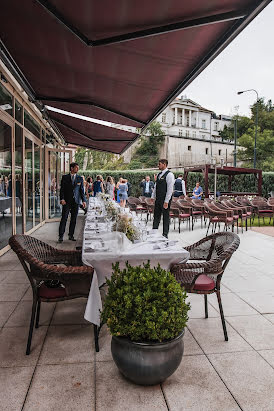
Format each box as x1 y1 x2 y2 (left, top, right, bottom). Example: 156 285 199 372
112 214 141 242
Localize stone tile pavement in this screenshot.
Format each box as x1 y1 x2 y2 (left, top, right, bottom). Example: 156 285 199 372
0 216 273 410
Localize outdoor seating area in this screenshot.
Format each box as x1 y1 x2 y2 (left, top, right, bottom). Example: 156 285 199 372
0 211 274 410
128 195 274 236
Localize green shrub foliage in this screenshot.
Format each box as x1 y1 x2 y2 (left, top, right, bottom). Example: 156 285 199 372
80 169 274 198
101 262 190 342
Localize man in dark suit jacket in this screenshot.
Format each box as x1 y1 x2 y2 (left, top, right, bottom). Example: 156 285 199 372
58 162 86 242
140 176 154 197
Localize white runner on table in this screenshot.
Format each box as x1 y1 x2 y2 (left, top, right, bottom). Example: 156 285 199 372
83 197 190 326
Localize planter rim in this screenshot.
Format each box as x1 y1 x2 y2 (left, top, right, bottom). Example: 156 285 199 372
112 328 185 347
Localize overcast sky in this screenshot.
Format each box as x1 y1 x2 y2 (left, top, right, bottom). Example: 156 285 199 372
182 1 274 118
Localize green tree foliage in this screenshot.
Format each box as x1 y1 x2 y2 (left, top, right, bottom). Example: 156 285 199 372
219 97 274 170
101 262 190 342
128 122 165 169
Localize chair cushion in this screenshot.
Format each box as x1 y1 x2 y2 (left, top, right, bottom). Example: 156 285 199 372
180 213 190 218
194 274 215 291
259 209 272 213
226 217 234 222
211 217 219 222
38 283 66 299
192 211 202 215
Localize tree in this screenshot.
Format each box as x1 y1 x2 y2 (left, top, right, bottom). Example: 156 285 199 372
128 122 165 168
238 128 274 171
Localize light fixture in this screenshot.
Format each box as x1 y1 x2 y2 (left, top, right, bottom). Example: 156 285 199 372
0 73 8 83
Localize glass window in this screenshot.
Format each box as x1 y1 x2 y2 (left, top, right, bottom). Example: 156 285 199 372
0 83 13 117
0 119 12 249
15 99 23 124
179 129 183 136
186 130 189 137
219 149 222 155
25 137 33 231
34 144 41 225
162 113 166 123
188 145 191 151
15 125 23 233
202 120 206 129
205 148 209 155
24 110 40 139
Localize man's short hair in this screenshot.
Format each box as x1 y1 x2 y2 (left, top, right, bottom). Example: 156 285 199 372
178 174 183 178
159 158 168 166
70 162 79 170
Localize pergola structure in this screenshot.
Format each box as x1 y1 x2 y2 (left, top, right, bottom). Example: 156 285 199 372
184 165 263 198
0 0 271 154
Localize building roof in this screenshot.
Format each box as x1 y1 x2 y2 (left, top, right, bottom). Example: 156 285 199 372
0 0 270 153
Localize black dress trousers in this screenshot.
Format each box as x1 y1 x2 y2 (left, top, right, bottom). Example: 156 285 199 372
153 198 171 237
59 200 79 238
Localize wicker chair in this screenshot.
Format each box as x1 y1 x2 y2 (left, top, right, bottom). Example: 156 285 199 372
144 197 155 221
171 232 240 341
9 235 95 355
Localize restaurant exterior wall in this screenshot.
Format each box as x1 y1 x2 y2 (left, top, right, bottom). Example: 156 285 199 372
0 61 71 254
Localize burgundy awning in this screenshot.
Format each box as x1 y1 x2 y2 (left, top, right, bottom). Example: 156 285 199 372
0 0 270 153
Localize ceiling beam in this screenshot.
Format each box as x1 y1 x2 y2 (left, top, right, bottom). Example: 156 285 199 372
35 0 249 46
35 0 89 45
37 95 145 126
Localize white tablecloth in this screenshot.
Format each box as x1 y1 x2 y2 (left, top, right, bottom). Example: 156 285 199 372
83 198 189 326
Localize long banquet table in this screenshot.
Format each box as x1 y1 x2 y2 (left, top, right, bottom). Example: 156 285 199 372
83 197 189 326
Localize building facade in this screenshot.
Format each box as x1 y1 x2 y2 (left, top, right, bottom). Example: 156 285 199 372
0 61 72 254
123 96 235 167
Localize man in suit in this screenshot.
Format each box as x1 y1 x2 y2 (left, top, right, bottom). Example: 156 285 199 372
58 162 86 243
152 159 175 238
140 176 154 197
173 174 186 197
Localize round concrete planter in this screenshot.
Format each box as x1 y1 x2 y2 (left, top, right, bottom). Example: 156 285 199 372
111 329 185 386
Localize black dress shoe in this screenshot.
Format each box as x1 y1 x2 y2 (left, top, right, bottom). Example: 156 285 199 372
84 208 88 215
69 236 76 241
58 237 63 243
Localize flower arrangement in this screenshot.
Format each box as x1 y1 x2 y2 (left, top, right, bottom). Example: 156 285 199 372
105 201 119 218
97 192 110 201
112 214 140 242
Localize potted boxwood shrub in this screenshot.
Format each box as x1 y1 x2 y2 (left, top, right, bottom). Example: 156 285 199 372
101 262 190 385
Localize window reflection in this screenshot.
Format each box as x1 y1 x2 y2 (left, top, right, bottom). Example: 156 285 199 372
0 83 13 117
15 124 23 233
0 119 12 248
24 110 40 139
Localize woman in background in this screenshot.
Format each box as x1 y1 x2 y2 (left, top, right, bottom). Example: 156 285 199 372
116 177 123 203
118 178 128 208
93 175 104 197
86 176 93 198
106 176 115 200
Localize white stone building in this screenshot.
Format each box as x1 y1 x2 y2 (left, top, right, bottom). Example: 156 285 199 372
122 96 235 168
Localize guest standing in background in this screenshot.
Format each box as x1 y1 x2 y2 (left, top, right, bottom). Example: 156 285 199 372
173 174 186 197
106 176 115 200
93 175 104 197
85 177 93 198
58 162 86 243
118 179 128 208
140 175 154 197
152 159 175 238
116 177 122 203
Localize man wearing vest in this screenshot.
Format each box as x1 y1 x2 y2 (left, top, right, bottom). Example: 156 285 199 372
58 162 86 243
173 174 186 197
152 159 175 238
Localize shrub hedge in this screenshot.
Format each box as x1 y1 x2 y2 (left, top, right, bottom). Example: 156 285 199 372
80 169 274 198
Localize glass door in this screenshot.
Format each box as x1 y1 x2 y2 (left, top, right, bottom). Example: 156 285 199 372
0 118 12 249
45 148 72 220
24 136 33 231
34 142 41 226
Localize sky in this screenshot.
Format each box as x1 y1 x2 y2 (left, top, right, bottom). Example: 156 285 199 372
182 1 274 117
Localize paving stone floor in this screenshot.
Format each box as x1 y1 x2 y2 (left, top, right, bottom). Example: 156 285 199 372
0 214 274 410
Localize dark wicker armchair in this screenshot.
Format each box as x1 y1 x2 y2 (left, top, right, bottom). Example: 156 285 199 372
9 235 95 355
171 232 240 341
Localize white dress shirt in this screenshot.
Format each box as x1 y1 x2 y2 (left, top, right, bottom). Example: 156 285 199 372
152 168 175 203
